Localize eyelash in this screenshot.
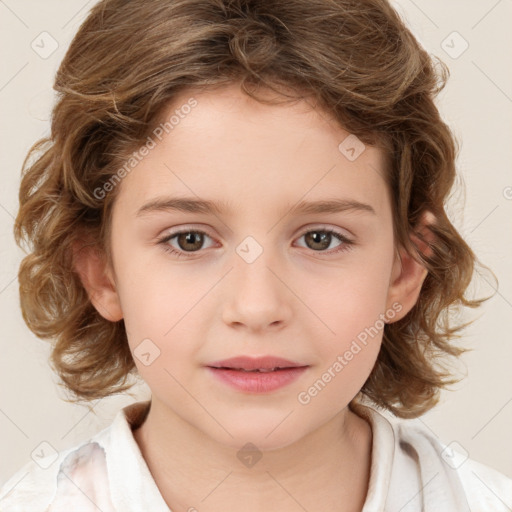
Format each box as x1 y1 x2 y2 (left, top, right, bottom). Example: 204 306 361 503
156 227 355 259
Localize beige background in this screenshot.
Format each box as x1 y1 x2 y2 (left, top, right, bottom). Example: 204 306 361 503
0 0 511 486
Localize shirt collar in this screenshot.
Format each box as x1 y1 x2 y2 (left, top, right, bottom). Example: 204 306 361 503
103 399 398 511
105 400 171 511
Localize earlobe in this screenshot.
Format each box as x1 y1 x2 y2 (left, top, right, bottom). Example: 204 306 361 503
72 240 123 322
385 211 435 323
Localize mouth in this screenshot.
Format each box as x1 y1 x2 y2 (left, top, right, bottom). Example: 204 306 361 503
205 356 309 393
206 355 308 372
209 366 305 373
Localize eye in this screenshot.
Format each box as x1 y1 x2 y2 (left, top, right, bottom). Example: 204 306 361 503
295 227 354 255
157 229 216 258
156 226 355 258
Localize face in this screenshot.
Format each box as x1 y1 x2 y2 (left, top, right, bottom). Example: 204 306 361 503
94 83 411 450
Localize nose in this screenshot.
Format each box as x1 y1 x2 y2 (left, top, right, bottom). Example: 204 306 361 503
221 245 293 333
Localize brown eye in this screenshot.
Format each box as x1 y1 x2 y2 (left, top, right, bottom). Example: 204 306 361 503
296 228 353 254
158 229 215 257
304 231 333 251
175 231 205 252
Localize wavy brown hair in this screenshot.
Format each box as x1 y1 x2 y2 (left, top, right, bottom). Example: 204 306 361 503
13 0 496 417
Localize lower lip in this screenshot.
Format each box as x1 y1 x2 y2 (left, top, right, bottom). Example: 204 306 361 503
206 367 309 393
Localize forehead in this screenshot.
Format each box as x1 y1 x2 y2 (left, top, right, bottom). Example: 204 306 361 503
114 83 391 219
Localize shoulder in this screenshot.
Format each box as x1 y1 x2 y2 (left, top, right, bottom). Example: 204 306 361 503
351 401 512 511
0 441 113 512
392 411 512 511
456 454 512 511
0 401 150 512
0 452 61 511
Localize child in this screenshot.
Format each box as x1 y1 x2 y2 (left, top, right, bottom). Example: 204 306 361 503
1 0 511 510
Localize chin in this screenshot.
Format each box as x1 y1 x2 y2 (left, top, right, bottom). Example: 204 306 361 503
211 416 310 453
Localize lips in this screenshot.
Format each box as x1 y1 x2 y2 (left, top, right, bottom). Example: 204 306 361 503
207 355 307 372
206 356 309 393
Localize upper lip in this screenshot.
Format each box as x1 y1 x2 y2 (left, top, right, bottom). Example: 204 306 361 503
207 356 307 371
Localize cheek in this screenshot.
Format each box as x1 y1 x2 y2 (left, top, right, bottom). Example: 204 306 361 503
116 270 208 382
305 258 392 338
296 343 379 416
126 318 198 396
297 253 392 392
297 272 389 409
114 247 205 334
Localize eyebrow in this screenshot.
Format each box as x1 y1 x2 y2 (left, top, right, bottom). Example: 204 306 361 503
136 196 376 218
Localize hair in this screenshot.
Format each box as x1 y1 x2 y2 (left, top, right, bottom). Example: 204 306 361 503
13 0 496 418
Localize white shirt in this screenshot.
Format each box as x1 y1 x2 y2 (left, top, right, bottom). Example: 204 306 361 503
1 400 511 511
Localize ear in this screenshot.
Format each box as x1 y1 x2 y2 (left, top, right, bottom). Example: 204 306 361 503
72 239 123 322
385 210 436 323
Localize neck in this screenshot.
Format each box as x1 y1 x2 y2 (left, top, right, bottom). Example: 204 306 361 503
133 399 373 512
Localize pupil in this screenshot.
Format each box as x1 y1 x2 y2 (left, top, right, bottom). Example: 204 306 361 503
179 232 203 251
307 231 330 250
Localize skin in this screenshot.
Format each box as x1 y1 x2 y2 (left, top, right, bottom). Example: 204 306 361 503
74 82 432 511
